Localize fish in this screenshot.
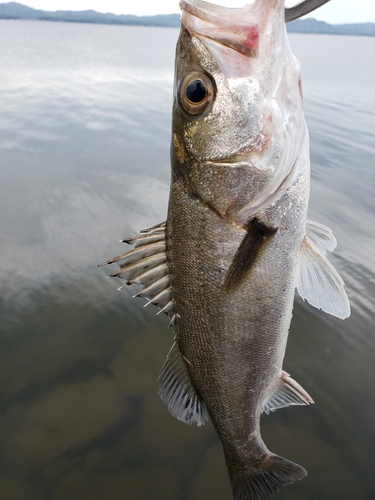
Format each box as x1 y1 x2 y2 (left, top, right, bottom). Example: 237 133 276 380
101 0 350 498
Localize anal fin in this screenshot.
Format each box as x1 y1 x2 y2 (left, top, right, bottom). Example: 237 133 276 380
158 342 208 426
262 371 314 415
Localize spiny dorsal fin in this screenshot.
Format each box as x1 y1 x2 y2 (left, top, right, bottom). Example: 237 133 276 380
297 220 350 319
224 218 278 293
262 371 314 415
99 222 175 321
158 342 208 427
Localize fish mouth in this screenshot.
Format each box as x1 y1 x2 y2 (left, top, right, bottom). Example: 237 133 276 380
181 0 333 25
180 0 259 59
180 0 332 59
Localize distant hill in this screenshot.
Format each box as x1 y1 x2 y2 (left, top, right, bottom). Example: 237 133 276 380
0 2 180 27
288 17 375 36
0 1 374 36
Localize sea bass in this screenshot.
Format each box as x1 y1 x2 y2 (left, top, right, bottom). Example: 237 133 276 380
102 0 350 498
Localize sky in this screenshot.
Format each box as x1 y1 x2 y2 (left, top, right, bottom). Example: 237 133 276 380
15 0 375 25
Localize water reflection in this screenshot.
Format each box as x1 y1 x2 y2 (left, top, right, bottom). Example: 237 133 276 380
0 21 374 499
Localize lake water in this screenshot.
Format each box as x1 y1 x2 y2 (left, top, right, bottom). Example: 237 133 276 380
0 19 374 500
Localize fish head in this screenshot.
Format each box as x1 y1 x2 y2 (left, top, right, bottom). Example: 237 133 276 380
171 0 306 224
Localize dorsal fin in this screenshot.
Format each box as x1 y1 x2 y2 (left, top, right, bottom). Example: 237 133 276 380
158 342 208 426
99 222 175 322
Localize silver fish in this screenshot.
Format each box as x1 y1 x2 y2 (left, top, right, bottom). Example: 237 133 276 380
102 0 350 498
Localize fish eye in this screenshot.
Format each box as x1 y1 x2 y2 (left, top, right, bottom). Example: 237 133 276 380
186 80 206 102
178 72 215 116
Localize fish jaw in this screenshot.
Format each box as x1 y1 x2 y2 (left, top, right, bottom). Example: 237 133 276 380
173 0 305 225
180 0 260 59
180 0 293 81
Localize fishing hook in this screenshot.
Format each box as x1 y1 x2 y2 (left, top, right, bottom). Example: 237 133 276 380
285 0 331 22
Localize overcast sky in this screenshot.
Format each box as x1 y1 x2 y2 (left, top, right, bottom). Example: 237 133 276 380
17 0 375 24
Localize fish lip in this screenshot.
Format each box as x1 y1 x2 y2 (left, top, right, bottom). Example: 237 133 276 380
180 0 259 59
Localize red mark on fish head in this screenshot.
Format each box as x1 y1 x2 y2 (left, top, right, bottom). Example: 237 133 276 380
229 23 259 58
181 1 259 59
243 25 259 53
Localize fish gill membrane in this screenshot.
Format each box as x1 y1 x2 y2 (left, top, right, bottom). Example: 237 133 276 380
100 0 350 499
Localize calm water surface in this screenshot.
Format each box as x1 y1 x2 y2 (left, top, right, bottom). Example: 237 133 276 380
0 20 374 500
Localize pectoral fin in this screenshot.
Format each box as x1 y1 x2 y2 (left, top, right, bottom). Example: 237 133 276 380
99 222 175 322
262 371 314 415
297 220 350 319
224 218 278 293
158 342 208 426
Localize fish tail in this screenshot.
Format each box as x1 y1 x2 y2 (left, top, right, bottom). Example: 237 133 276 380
228 454 306 500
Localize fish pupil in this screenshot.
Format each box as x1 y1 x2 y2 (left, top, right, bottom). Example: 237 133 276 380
186 80 206 103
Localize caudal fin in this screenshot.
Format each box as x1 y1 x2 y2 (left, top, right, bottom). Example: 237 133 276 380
228 454 306 500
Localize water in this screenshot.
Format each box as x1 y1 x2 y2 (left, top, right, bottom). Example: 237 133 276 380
0 19 374 500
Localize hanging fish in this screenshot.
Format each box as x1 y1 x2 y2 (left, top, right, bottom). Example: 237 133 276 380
101 0 349 498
